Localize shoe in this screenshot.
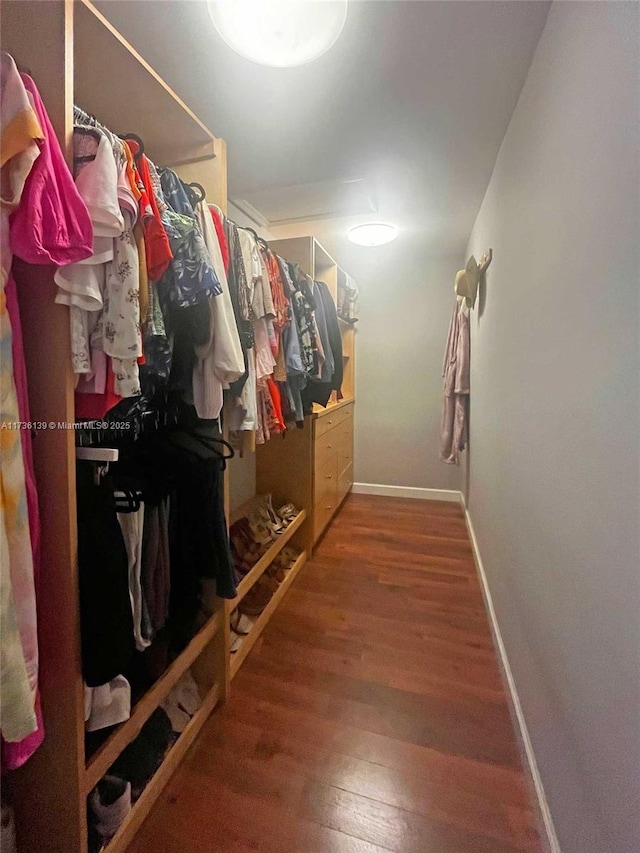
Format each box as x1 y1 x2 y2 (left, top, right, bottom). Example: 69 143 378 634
230 519 262 564
247 510 276 547
89 775 131 841
277 503 299 526
230 609 253 636
230 630 244 653
238 575 277 616
262 494 285 533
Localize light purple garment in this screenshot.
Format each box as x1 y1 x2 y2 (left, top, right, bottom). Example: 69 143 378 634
440 298 470 465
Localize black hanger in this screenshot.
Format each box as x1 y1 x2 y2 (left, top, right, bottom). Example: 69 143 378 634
242 226 262 243
113 486 142 514
167 426 235 461
187 182 206 204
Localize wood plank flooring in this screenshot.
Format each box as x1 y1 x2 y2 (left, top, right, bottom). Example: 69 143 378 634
127 495 544 853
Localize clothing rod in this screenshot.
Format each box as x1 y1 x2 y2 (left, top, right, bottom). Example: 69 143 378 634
75 447 119 463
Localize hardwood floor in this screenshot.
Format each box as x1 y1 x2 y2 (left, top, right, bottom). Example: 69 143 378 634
128 495 544 853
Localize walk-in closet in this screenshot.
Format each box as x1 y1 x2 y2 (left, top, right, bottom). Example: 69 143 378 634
2 2 638 853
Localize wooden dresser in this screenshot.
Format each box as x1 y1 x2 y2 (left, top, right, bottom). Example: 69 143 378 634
312 400 354 542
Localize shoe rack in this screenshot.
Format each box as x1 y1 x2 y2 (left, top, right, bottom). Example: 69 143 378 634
226 498 309 679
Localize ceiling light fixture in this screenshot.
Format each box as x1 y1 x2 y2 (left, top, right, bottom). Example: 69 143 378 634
347 223 398 247
207 0 348 68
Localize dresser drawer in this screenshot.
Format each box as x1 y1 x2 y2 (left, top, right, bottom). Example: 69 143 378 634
336 421 353 469
338 462 353 502
314 454 337 502
314 431 338 468
314 496 337 542
314 403 353 439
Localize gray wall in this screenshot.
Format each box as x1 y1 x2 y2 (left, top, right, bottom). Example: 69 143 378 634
349 245 463 491
466 3 640 851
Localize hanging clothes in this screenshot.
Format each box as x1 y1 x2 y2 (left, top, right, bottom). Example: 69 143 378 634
210 206 229 273
54 132 125 377
192 201 243 420
1 54 92 761
302 280 343 409
77 465 135 687
440 297 470 465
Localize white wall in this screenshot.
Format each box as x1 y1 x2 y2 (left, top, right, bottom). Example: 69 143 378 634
466 3 640 851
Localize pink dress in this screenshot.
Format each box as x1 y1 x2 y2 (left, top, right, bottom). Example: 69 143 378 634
1 69 92 770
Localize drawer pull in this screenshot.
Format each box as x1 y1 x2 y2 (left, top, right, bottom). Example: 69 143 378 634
326 444 332 449
328 419 333 424
326 474 333 479
325 505 333 510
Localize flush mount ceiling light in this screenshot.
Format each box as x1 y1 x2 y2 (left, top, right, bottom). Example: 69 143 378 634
207 0 348 68
347 223 398 247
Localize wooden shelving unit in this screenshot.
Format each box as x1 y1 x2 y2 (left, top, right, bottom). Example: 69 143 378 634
226 500 309 678
74 0 218 166
230 510 307 606
230 551 308 678
84 609 223 794
1 3 228 852
101 680 222 853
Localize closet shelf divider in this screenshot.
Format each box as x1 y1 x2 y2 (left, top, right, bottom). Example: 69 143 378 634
230 510 307 607
230 551 308 679
100 680 222 853
84 607 224 794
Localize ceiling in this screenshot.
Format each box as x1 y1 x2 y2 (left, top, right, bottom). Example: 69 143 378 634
96 0 550 256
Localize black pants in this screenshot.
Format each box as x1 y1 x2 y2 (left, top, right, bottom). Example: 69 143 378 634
77 465 135 687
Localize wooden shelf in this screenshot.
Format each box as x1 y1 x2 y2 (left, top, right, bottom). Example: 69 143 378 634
229 511 307 606
101 681 221 853
230 551 308 678
84 608 223 794
74 0 217 166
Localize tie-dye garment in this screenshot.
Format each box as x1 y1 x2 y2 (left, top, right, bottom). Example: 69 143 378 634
0 52 43 742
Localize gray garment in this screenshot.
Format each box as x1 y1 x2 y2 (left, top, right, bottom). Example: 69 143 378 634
440 298 470 465
312 280 335 383
141 499 171 635
283 297 306 422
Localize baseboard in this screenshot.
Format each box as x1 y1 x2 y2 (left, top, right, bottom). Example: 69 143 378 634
351 483 462 502
461 497 561 853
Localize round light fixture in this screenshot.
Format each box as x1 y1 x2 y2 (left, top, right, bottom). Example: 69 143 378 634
207 0 348 68
347 223 398 247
